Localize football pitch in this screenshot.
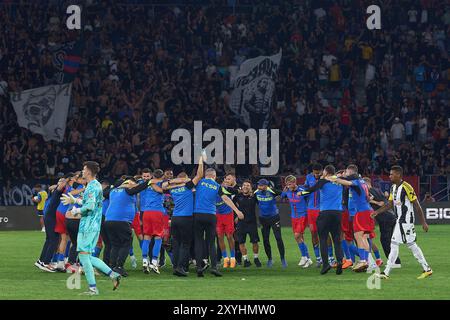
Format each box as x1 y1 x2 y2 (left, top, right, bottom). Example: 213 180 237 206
1 226 449 300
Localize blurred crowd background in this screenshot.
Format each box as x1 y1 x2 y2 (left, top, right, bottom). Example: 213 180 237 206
0 0 449 191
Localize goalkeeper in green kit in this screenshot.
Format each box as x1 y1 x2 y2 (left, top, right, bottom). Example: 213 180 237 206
61 161 121 295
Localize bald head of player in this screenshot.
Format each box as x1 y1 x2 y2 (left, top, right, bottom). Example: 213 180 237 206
177 172 188 179
322 164 336 177
345 164 358 177
389 165 403 184
205 168 217 180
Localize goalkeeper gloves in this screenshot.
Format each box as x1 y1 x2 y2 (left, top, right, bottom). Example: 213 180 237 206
60 193 82 206
71 207 81 216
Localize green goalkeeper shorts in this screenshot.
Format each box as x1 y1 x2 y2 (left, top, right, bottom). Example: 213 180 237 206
77 231 100 253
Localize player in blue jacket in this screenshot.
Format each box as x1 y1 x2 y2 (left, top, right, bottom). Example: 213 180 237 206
254 179 286 268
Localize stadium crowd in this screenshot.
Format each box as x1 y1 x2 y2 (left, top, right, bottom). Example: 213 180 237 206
1 0 449 184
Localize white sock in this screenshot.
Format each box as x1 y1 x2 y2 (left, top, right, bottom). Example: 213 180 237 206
243 255 248 261
408 243 430 271
151 258 158 265
253 253 259 259
368 253 377 268
384 243 400 276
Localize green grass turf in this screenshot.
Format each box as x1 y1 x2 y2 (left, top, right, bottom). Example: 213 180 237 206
0 226 449 300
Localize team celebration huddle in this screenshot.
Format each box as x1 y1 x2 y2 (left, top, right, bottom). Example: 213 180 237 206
33 153 433 295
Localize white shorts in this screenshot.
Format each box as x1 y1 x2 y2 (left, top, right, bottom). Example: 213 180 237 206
391 222 416 244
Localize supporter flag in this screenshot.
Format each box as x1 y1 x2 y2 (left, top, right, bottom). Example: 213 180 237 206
50 40 83 84
229 50 282 129
10 83 72 142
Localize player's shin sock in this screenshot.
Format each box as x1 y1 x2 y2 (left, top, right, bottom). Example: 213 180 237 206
141 239 150 260
79 254 96 288
139 239 143 249
349 243 359 255
129 246 134 257
349 248 355 263
299 243 309 258
167 251 174 264
407 243 430 271
373 249 380 260
230 249 235 258
313 245 321 260
328 246 334 261
358 248 366 262
368 252 376 267
152 238 162 264
384 243 400 276
341 240 350 260
65 241 71 258
90 255 113 275
367 238 380 259
222 250 228 258
57 253 65 262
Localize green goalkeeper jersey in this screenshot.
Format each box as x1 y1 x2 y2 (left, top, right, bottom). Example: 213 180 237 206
78 179 103 233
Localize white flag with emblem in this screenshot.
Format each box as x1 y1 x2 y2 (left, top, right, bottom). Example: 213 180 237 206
10 83 72 142
229 50 281 129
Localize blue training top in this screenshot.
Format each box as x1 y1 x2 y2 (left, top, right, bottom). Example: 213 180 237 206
254 188 279 218
194 178 229 214
319 181 343 211
105 187 136 222
170 182 195 217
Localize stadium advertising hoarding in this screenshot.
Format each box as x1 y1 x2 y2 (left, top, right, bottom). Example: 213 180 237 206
423 202 450 225
1 201 449 231
0 206 41 231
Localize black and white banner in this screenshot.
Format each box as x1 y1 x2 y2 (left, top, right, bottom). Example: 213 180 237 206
229 50 282 129
10 83 72 142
